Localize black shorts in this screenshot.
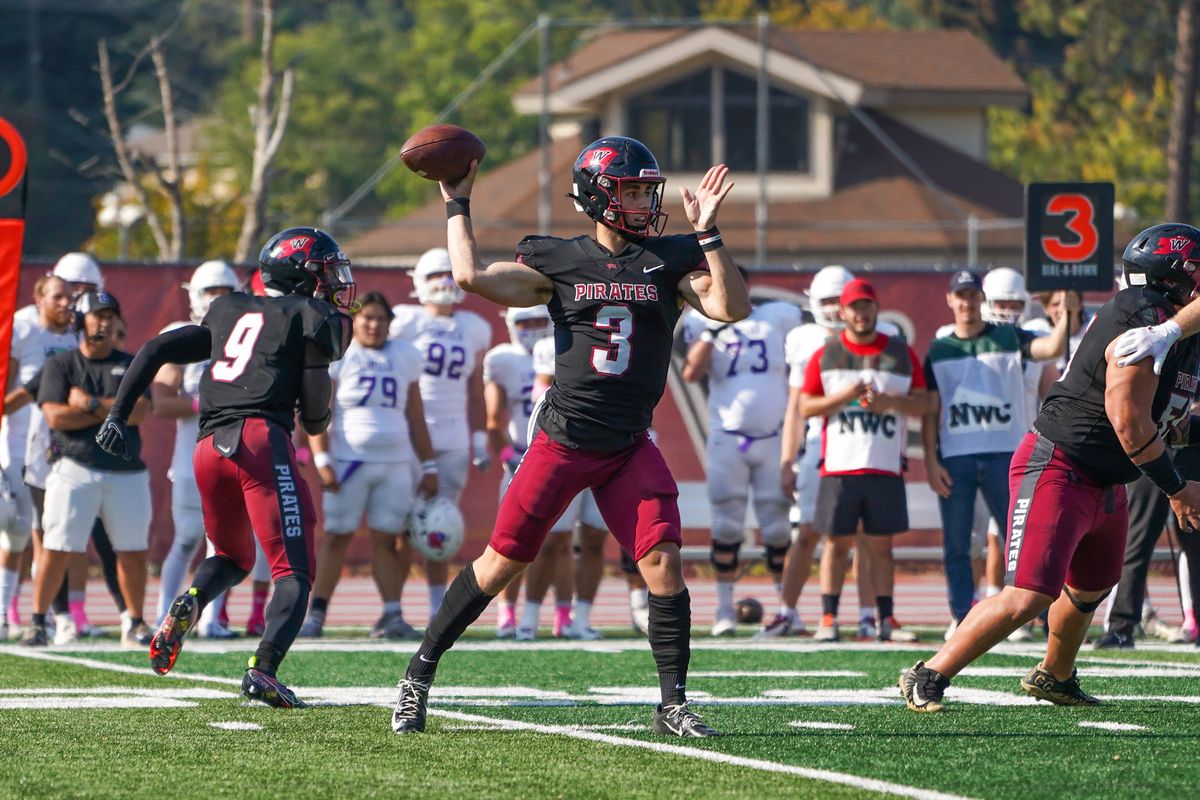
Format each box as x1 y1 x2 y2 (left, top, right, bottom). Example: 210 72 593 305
815 473 908 537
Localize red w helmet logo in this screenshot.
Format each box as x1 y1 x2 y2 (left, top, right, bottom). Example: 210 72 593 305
272 236 314 259
584 148 617 171
1153 235 1197 258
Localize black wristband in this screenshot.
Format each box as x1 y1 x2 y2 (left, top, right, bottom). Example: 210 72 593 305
1137 450 1186 496
446 197 470 219
696 226 722 252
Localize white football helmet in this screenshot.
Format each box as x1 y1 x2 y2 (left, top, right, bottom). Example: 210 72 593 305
53 252 104 292
505 305 551 354
407 496 464 562
808 265 854 328
184 260 241 322
412 247 465 305
981 268 1028 325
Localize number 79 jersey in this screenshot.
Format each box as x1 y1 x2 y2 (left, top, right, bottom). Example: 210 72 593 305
516 234 705 435
328 339 425 462
389 305 491 450
198 292 347 436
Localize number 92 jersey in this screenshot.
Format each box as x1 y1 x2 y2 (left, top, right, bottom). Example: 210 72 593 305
389 305 491 450
198 292 349 436
516 234 705 437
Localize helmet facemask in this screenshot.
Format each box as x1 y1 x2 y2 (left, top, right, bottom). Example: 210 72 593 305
314 258 358 311
575 174 667 239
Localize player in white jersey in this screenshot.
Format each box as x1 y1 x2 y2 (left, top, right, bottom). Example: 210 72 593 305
484 306 560 638
151 261 273 638
681 267 803 636
14 252 104 325
528 334 611 640
300 291 437 639
0 276 75 641
390 247 492 615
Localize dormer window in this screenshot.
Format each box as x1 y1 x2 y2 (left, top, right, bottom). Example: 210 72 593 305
628 67 810 174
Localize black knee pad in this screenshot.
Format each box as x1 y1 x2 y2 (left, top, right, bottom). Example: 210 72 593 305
764 543 789 576
619 549 639 576
710 540 740 574
1063 585 1110 614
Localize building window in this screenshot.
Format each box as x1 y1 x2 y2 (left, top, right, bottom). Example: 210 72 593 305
627 68 808 173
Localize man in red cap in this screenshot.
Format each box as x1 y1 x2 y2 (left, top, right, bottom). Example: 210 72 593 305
799 279 929 641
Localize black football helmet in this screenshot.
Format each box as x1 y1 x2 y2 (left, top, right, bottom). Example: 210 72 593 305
1122 223 1200 305
258 227 357 310
567 136 666 239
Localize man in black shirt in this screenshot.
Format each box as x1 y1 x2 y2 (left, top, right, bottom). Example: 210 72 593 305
390 137 750 737
21 292 153 648
97 226 352 707
901 223 1200 712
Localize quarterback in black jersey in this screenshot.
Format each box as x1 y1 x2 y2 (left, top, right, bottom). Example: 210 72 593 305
901 223 1200 713
392 136 749 738
97 227 354 707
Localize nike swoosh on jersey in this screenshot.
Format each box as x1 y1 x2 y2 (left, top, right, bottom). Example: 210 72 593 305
643 264 664 273
216 444 232 454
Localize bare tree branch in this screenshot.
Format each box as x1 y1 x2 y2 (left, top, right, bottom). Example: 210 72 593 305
151 40 185 260
98 38 170 258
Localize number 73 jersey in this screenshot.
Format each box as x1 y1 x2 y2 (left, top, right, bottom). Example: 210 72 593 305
389 305 491 450
516 234 705 434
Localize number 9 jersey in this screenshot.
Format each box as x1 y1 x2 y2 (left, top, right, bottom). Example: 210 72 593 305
516 233 705 445
198 292 349 436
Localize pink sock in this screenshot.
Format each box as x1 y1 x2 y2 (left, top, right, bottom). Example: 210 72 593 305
8 591 21 626
553 603 572 637
69 599 90 631
248 588 268 624
1184 609 1197 635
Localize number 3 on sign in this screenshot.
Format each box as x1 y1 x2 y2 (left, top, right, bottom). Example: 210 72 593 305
211 313 265 382
1042 193 1099 263
592 304 632 376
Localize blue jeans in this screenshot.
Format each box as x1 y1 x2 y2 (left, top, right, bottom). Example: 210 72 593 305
937 452 1013 622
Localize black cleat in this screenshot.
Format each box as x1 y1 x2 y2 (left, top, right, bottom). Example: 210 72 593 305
899 661 950 712
652 702 720 737
19 625 48 647
1020 666 1099 706
392 676 431 734
150 590 200 675
241 668 307 708
1092 630 1134 650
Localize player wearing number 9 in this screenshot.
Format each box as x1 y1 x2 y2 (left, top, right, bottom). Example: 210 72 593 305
97 226 354 708
391 136 750 739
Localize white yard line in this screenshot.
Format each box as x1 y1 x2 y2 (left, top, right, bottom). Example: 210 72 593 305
1078 721 1147 732
428 708 979 800
6 650 979 800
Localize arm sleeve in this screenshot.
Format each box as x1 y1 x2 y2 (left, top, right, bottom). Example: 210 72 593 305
36 356 70 407
305 304 351 365
298 368 333 434
800 349 825 396
110 326 212 422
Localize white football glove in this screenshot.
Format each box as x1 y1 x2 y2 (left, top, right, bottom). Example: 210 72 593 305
1114 319 1182 375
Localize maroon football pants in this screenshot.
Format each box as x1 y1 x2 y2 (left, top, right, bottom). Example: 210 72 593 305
193 417 316 584
490 430 682 563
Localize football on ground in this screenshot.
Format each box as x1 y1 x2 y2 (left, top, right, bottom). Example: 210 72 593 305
400 123 486 182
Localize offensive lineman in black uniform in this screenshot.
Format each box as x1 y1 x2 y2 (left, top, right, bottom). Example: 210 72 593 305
390 137 750 737
97 227 353 707
901 223 1200 712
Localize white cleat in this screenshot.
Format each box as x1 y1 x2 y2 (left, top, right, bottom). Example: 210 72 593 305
630 605 650 637
563 623 603 641
515 625 536 642
711 615 738 637
53 616 77 646
1006 624 1034 643
495 621 516 639
203 622 239 640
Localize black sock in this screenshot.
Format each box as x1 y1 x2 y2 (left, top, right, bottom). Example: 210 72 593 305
252 575 310 676
648 589 691 707
192 555 250 607
128 616 144 629
52 576 69 615
821 594 840 617
407 564 495 682
32 612 46 629
91 519 125 612
877 595 894 620
311 596 329 613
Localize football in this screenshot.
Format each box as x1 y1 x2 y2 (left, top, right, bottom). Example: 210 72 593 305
400 123 486 182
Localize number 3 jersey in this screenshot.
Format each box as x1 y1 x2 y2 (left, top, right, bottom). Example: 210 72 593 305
388 305 491 452
1035 285 1200 486
328 339 425 462
198 293 348 436
516 234 705 446
682 301 803 438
